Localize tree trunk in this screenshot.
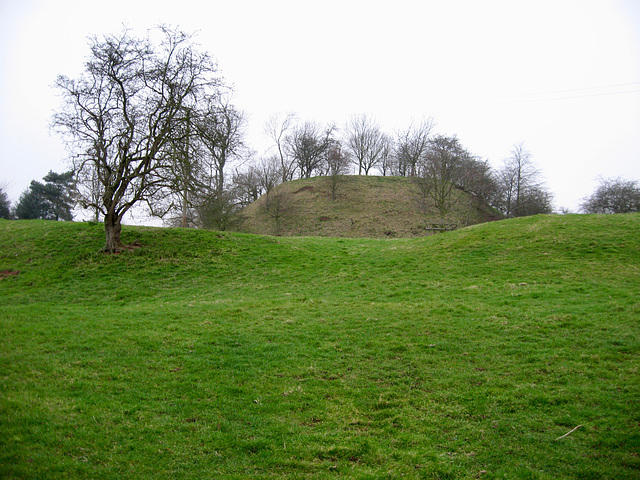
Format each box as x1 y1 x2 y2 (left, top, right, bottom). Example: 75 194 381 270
181 190 188 228
104 212 123 253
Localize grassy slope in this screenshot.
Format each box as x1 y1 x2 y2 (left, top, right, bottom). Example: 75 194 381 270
237 175 499 237
0 215 639 479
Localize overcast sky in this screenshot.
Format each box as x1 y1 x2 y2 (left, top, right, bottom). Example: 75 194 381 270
1 0 639 218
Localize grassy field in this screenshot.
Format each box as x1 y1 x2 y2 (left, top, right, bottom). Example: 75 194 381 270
0 214 639 479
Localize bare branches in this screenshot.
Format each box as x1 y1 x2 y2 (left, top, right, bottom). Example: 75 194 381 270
285 121 335 179
52 26 226 251
395 118 434 177
414 135 470 229
581 177 640 213
265 113 298 183
495 143 553 217
344 114 388 175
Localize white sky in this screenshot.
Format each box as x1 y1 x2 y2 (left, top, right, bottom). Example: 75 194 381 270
1 0 639 217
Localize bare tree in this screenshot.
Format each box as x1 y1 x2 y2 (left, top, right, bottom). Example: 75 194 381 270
514 185 554 216
495 143 552 217
154 107 202 227
415 135 468 231
262 189 292 236
501 143 533 217
324 142 350 201
581 177 640 213
253 155 282 210
126 89 243 229
344 114 387 175
233 166 264 208
456 156 499 205
377 134 394 176
286 121 334 178
186 98 245 229
195 188 239 230
53 26 223 251
196 98 245 196
395 118 434 177
265 113 297 183
232 155 282 208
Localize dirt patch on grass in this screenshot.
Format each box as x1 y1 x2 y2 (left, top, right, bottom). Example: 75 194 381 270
0 270 19 279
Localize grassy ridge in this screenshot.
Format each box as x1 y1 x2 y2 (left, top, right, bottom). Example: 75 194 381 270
0 215 639 479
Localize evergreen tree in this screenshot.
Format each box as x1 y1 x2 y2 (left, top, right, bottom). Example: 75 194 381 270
0 187 11 219
14 187 48 219
14 171 75 220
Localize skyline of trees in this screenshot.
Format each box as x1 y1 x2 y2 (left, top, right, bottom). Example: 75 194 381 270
4 25 631 240
7 105 638 229
238 115 554 225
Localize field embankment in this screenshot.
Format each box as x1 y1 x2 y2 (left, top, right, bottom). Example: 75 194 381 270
0 214 639 479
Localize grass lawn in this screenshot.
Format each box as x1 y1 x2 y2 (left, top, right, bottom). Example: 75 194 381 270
1 214 639 479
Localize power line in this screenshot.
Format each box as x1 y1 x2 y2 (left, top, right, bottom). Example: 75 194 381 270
487 82 640 104
499 82 640 98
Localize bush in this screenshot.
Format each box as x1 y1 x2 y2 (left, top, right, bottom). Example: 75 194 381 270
581 177 640 214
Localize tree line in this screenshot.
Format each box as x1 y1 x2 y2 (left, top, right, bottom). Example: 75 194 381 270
244 114 554 228
1 26 638 250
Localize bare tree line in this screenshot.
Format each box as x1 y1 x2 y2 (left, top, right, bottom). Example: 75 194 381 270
231 114 553 227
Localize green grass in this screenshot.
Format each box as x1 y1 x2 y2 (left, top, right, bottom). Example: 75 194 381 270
1 214 639 479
